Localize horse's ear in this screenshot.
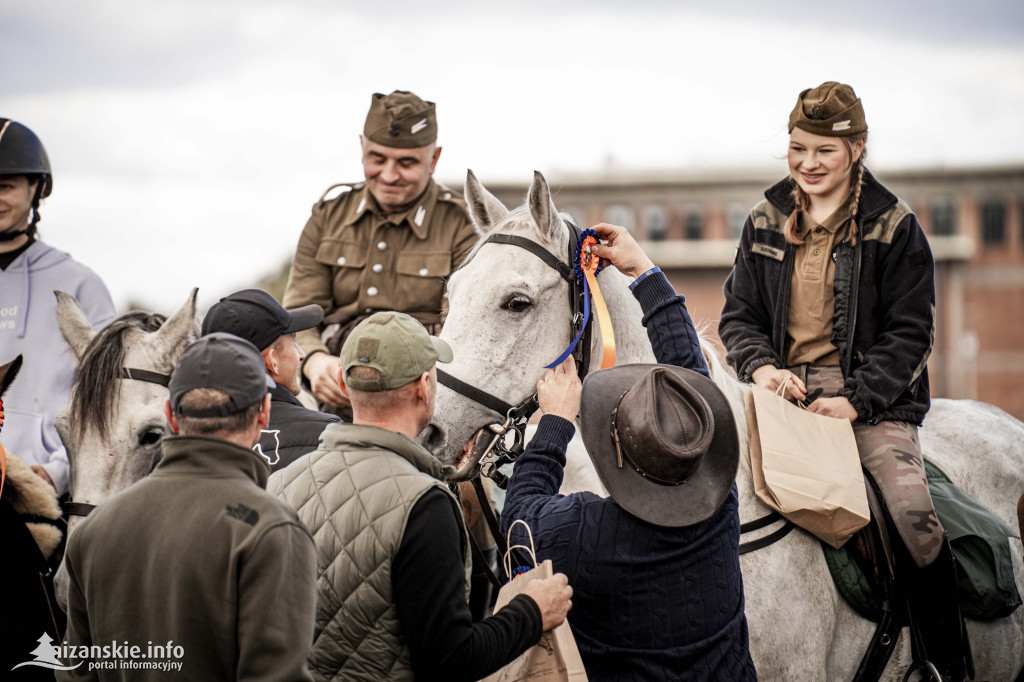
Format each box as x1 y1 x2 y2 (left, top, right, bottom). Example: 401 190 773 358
151 288 199 365
56 291 99 362
464 169 509 235
0 354 23 397
527 170 560 243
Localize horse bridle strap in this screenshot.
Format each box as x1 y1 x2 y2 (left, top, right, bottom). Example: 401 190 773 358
63 502 97 518
119 367 171 386
738 510 796 555
436 368 519 418
484 233 575 284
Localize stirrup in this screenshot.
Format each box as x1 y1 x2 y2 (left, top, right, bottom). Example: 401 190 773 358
900 661 943 682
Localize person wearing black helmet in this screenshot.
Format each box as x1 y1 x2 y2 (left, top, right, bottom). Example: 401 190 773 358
0 118 116 494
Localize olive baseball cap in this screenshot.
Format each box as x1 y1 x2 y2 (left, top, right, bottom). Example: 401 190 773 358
340 312 452 392
789 81 867 137
169 333 274 417
363 90 437 149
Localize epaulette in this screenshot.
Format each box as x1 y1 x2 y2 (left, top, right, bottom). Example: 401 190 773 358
318 182 364 204
435 182 466 205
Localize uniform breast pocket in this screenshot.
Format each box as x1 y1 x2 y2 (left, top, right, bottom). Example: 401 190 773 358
394 251 452 314
315 240 367 307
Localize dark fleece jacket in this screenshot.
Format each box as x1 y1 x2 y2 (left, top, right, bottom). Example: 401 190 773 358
720 170 935 424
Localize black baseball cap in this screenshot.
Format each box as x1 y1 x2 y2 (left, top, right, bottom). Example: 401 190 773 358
169 333 274 417
202 289 323 351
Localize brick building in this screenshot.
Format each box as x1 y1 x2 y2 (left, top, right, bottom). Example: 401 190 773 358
482 165 1024 421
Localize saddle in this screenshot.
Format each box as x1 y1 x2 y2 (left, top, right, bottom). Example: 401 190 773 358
826 460 1020 680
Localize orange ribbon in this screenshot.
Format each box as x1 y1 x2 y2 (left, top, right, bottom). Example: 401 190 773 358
579 236 616 369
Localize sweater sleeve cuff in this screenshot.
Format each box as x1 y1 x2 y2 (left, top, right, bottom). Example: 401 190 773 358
508 593 545 642
628 266 661 290
630 270 677 312
535 414 576 449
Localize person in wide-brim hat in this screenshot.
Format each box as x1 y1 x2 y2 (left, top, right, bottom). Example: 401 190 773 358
580 363 739 528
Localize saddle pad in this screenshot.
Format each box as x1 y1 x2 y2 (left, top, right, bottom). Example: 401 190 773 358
823 458 1022 622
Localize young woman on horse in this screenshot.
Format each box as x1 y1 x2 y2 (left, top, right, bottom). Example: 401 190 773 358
719 82 971 680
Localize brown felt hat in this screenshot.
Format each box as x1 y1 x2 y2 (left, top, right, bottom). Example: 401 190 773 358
789 81 867 137
363 90 437 149
580 364 739 528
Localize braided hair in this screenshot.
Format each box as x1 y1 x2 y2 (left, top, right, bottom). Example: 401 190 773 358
784 134 868 246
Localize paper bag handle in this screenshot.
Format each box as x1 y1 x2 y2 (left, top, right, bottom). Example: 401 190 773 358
776 376 809 411
503 519 538 579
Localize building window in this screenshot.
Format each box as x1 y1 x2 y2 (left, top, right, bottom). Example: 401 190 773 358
644 204 667 241
728 202 747 239
980 200 1006 245
685 207 703 240
604 204 634 230
931 201 956 236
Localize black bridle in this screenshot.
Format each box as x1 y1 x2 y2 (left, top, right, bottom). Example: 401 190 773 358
63 367 172 519
438 220 593 486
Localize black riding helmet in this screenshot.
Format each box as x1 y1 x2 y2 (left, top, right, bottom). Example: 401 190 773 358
0 118 52 240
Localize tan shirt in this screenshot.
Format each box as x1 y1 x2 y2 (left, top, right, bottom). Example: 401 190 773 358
785 207 850 367
283 178 477 356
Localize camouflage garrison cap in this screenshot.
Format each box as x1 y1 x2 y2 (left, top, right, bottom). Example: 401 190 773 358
789 82 867 137
363 90 437 149
340 311 452 392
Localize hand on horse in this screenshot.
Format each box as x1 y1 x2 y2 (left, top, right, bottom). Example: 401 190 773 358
589 223 656 279
806 396 858 422
304 352 350 408
751 365 807 403
30 465 56 490
537 356 582 422
522 572 574 632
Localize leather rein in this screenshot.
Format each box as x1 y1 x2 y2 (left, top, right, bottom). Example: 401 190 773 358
437 220 592 487
63 367 172 519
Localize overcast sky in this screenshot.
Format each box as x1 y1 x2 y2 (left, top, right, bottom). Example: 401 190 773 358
3 0 1023 313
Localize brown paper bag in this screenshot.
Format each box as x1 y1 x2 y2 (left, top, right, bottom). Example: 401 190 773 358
482 521 588 682
745 384 869 548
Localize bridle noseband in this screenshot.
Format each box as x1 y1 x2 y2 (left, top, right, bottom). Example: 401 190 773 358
64 366 172 519
437 220 593 486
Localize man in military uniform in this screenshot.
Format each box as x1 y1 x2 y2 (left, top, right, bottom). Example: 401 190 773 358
284 90 477 409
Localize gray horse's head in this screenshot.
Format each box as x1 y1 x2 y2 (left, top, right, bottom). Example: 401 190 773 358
53 289 199 611
420 170 588 471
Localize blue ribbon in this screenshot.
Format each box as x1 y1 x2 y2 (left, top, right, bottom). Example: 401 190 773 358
544 274 591 369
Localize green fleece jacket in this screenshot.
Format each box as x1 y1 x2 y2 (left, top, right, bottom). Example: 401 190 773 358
60 435 316 682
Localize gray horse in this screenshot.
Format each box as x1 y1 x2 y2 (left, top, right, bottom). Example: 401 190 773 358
423 171 1024 680
52 290 198 610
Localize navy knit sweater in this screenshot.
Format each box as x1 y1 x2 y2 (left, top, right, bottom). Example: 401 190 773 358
502 271 757 681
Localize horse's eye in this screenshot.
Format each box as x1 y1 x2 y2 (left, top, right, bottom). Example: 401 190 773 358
138 427 164 447
505 296 531 312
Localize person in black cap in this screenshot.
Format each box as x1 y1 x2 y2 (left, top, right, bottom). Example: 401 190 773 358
60 333 317 681
0 118 116 495
501 223 756 681
202 289 339 471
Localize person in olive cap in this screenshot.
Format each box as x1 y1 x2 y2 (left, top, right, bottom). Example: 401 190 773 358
202 289 339 471
61 333 317 682
268 312 573 681
0 118 116 495
501 223 756 681
720 82 970 679
283 90 477 412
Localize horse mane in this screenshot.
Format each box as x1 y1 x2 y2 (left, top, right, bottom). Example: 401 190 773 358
70 311 168 441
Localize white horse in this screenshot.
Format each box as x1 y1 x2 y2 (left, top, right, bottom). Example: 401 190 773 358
52 290 199 610
422 171 1024 680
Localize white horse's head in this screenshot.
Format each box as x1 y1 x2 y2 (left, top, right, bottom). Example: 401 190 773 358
54 289 199 610
421 170 584 468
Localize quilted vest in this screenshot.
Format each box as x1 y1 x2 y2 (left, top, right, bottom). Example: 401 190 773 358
269 424 471 682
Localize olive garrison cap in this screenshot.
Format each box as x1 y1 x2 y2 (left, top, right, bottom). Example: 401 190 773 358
363 90 437 149
340 311 452 392
789 82 867 137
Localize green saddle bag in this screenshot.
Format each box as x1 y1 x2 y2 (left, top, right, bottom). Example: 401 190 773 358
823 458 1022 622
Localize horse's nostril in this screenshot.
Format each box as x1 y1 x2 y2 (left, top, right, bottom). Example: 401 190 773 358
418 423 446 455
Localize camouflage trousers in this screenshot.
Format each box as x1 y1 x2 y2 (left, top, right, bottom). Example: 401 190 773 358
796 365 945 568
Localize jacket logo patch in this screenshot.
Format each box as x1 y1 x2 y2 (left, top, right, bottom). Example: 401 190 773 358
752 243 785 261
226 503 260 526
254 429 281 466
